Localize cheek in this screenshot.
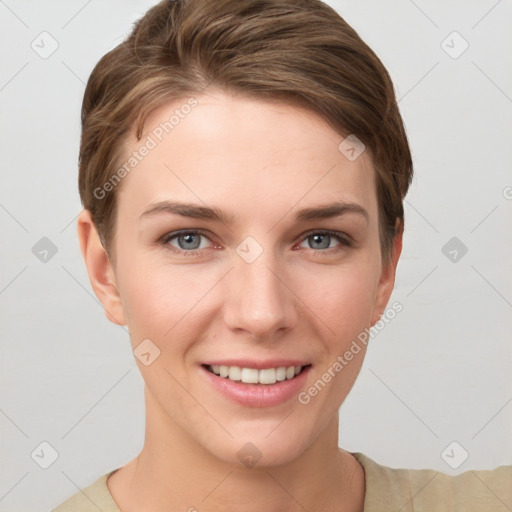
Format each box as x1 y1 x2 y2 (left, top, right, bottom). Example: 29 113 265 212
293 259 379 341
116 258 211 347
114 259 166 336
296 266 377 407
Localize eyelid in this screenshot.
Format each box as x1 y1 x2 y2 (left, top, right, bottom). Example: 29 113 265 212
298 229 352 244
160 228 211 244
159 228 352 256
295 229 353 251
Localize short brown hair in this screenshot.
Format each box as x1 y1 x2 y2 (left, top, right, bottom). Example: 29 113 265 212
79 0 413 263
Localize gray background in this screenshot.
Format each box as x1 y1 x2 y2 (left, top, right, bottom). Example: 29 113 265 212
1 0 511 510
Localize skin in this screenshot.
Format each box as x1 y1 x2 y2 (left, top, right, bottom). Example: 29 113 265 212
78 90 402 512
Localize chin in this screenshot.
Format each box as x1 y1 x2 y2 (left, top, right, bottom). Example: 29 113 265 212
200 429 314 470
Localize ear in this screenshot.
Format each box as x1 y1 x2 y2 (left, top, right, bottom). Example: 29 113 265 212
370 219 403 326
77 209 127 326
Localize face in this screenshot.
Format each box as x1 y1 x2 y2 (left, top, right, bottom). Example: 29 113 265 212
83 91 399 468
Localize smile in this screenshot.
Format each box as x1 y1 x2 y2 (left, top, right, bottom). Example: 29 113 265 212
205 364 311 385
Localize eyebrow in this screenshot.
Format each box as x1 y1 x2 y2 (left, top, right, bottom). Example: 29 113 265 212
140 200 369 225
295 202 369 223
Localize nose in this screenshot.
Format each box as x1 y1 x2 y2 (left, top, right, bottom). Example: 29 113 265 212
223 247 297 340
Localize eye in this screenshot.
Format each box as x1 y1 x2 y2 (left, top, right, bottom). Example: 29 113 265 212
159 229 352 257
297 231 352 252
160 230 214 254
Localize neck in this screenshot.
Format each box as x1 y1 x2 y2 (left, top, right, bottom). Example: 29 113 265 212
107 389 365 512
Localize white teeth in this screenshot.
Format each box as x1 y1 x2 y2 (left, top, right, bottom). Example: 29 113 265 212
259 368 276 385
275 367 287 381
208 365 305 384
240 368 259 384
228 366 241 381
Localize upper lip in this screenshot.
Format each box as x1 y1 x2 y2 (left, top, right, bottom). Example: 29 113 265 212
202 359 311 370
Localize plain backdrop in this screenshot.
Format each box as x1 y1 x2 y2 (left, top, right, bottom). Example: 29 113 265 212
1 0 511 510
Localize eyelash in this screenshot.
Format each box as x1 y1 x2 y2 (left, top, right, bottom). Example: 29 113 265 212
159 229 352 257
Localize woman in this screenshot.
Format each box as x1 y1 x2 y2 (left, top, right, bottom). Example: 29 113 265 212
52 0 511 510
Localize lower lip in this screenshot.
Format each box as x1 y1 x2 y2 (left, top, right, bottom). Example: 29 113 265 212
200 365 311 408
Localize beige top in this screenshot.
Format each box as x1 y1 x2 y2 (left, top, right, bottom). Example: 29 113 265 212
51 452 512 511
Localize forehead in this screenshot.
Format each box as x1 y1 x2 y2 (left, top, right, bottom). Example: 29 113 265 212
117 91 377 223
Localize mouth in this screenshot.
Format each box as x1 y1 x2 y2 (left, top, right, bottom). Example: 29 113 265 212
202 363 312 385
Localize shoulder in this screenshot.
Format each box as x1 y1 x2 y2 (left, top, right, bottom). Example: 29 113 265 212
51 470 121 512
351 452 512 512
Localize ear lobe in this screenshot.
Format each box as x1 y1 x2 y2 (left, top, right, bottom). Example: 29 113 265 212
77 210 127 326
370 220 403 326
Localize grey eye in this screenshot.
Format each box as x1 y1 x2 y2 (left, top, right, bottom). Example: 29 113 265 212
175 232 202 250
307 233 332 250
